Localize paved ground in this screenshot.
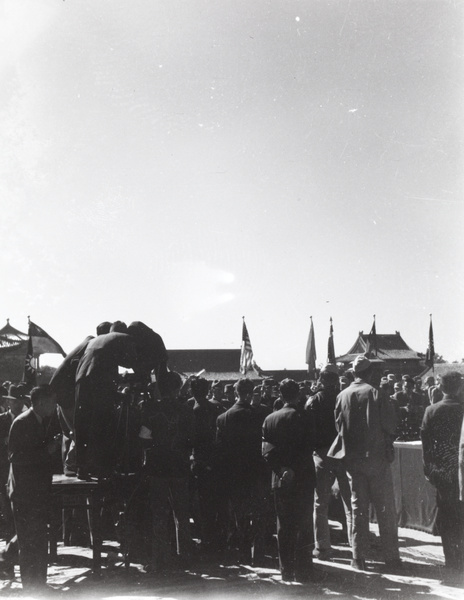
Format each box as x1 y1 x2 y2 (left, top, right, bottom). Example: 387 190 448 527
1 523 463 600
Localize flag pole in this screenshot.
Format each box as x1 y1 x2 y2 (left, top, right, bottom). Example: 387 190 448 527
373 314 377 357
27 315 36 373
430 314 434 376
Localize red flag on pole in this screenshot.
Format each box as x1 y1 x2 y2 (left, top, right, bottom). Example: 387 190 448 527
327 317 336 364
425 314 434 368
305 316 317 373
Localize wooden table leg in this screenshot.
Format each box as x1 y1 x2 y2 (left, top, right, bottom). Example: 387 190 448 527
48 495 61 562
90 492 102 572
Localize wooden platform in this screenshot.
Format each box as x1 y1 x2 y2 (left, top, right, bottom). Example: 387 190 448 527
50 474 111 572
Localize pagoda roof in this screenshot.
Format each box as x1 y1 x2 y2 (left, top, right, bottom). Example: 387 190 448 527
0 319 28 341
337 332 421 363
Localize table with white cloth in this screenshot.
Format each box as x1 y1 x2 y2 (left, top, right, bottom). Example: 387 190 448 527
371 441 438 534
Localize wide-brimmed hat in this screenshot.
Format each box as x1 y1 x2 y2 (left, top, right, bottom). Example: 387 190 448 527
352 355 372 374
5 384 28 401
321 363 339 375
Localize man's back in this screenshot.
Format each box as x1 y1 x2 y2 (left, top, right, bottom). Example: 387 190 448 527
262 406 314 481
335 380 395 461
216 401 262 476
305 388 338 450
50 336 94 408
76 332 137 384
421 395 464 487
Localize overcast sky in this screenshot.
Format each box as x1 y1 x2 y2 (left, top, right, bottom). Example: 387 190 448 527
1 0 463 369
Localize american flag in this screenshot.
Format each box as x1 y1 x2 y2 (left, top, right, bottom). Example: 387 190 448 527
240 319 254 374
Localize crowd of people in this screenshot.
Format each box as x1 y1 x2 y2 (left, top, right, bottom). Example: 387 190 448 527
0 320 463 594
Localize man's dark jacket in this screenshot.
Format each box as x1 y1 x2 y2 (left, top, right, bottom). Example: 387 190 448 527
216 401 263 482
8 408 52 501
49 336 94 409
421 394 464 488
262 406 315 490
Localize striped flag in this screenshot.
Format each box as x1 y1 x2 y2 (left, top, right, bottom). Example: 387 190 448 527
305 316 317 373
240 318 254 374
425 314 434 368
327 317 336 364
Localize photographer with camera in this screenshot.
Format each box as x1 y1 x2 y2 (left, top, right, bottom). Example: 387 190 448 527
74 321 168 481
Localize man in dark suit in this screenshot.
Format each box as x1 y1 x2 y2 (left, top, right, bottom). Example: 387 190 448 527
421 371 464 576
140 371 195 572
126 321 169 396
50 334 94 476
0 385 28 578
8 384 58 594
74 321 168 479
262 378 320 583
188 377 224 553
0 385 26 541
74 331 139 479
216 378 265 564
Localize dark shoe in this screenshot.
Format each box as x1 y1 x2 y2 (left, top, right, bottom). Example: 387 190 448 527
441 568 464 587
0 561 14 580
295 568 328 583
382 558 403 573
76 469 91 481
351 559 366 571
281 569 295 582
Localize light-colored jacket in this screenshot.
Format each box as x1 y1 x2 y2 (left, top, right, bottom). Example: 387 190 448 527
328 379 397 462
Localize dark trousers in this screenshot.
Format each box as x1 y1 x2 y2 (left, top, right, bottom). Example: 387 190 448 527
149 476 193 570
436 483 464 570
74 379 117 476
274 479 315 578
0 470 15 540
196 469 225 551
228 478 266 564
12 497 49 591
